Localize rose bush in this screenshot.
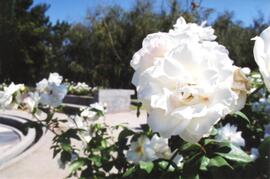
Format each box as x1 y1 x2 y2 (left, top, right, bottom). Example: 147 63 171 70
0 19 269 179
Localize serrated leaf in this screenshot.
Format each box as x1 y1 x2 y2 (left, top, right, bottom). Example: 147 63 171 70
200 156 210 171
208 156 233 169
158 161 169 170
69 159 85 172
123 166 136 177
216 144 252 163
89 156 102 167
233 111 250 124
139 161 154 174
61 143 72 152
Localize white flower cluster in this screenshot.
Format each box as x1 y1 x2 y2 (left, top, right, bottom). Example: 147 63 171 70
131 17 250 143
68 82 91 95
126 134 183 165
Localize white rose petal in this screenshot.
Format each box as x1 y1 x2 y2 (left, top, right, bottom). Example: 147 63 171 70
253 26 270 91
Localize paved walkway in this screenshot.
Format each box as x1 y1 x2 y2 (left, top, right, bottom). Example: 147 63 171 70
0 110 147 179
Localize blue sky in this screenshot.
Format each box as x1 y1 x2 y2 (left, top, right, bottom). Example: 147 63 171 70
33 0 270 26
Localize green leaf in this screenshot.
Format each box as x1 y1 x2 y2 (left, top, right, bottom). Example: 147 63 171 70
158 161 169 170
52 148 61 158
61 143 72 152
89 156 102 167
204 140 231 153
123 166 136 177
69 158 85 172
180 143 201 152
200 156 210 171
118 128 134 140
233 111 250 124
139 161 154 174
208 156 233 169
210 128 218 136
216 144 252 163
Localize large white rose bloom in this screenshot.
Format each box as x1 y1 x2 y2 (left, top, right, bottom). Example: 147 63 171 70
253 26 270 91
131 17 249 143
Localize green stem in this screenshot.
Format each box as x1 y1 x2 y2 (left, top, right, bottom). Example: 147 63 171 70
164 148 181 171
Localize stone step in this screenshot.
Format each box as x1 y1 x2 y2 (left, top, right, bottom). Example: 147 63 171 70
63 95 97 106
61 103 86 115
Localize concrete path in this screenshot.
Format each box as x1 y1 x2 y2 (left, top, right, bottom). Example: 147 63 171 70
0 110 147 179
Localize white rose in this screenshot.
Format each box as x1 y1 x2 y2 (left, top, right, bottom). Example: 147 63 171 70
36 73 67 107
131 18 249 143
148 134 172 160
39 83 67 107
0 83 24 109
126 136 155 163
126 134 173 163
215 123 245 147
253 26 270 91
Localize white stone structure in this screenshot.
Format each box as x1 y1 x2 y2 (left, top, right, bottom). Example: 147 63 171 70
98 89 135 113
